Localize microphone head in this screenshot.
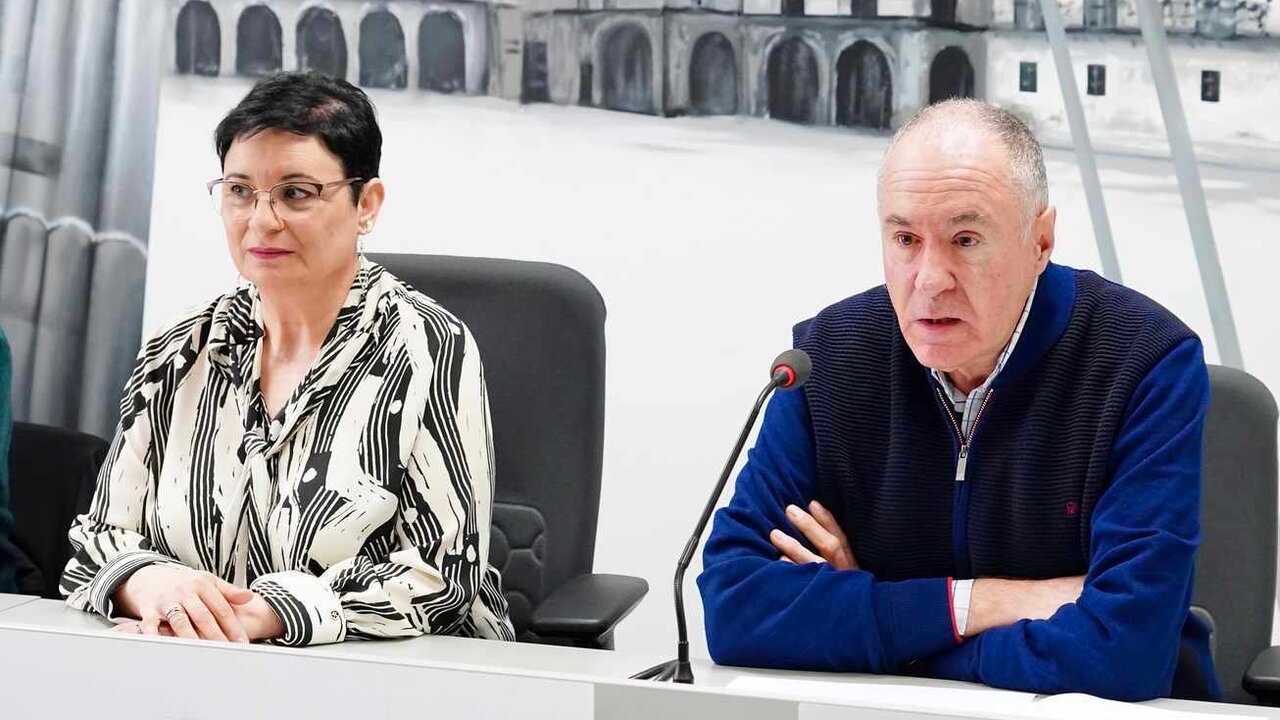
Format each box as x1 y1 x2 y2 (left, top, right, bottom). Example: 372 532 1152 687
770 349 812 389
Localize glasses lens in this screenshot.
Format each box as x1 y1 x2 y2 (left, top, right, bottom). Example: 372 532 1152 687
273 183 321 214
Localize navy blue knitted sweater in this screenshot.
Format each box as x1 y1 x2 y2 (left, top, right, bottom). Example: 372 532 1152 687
698 262 1219 701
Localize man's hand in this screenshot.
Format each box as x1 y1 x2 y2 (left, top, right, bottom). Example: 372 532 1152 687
965 575 1085 637
770 501 859 571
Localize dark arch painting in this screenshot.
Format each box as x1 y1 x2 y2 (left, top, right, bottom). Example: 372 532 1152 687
359 10 407 89
767 37 819 124
297 6 347 79
600 24 654 115
689 33 737 116
176 0 220 76
836 41 892 130
419 12 466 93
928 46 975 104
236 4 282 78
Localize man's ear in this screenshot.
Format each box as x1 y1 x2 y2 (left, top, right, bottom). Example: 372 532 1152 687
1033 205 1056 270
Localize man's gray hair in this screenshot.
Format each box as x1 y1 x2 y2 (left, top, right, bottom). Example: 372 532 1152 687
882 99 1049 224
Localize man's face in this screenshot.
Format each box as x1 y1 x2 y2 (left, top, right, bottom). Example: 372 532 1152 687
878 127 1055 389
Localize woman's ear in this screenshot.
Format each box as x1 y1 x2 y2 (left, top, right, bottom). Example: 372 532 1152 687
357 178 386 231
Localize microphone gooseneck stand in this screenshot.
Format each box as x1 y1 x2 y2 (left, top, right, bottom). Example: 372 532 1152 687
631 360 802 684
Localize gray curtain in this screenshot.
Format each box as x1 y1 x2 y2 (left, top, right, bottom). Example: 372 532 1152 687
0 0 162 439
0 0 163 241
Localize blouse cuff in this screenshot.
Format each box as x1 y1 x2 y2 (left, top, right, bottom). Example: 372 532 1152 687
86 550 177 619
251 571 346 647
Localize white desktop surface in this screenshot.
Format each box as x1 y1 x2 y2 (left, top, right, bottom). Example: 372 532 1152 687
0 594 1273 720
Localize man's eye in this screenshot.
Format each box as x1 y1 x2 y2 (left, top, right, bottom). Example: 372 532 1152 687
956 235 979 248
896 234 915 247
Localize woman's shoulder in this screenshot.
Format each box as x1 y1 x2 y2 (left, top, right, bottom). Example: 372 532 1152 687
368 265 477 357
137 289 246 365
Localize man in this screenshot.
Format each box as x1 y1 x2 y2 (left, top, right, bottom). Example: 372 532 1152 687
697 99 1218 702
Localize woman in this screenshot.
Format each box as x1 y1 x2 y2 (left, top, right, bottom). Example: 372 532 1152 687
61 72 515 646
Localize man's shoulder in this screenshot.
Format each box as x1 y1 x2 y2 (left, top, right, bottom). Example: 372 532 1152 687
1066 266 1198 347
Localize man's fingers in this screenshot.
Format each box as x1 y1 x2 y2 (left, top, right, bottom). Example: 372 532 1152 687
786 505 845 559
770 529 824 565
197 583 249 643
808 501 848 542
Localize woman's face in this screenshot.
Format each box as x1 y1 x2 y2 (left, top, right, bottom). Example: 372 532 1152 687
219 129 382 291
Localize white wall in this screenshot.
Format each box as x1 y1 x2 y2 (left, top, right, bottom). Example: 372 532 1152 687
145 75 1280 659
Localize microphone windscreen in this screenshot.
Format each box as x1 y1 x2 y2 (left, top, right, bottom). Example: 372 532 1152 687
771 349 812 389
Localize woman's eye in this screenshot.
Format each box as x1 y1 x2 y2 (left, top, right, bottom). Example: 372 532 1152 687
228 183 252 198
282 185 316 201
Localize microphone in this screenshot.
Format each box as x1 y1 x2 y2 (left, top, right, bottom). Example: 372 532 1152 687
632 349 812 684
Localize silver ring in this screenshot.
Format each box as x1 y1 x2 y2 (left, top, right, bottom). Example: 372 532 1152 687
164 605 186 622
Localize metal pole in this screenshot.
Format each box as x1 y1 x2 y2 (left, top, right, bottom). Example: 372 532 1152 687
1133 0 1243 369
1037 0 1122 284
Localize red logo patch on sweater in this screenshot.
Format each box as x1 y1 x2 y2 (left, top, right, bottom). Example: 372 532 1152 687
1065 501 1079 516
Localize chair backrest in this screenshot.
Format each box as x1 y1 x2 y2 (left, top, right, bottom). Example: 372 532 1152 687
367 253 607 636
7 422 108 599
0 210 147 440
1194 365 1279 704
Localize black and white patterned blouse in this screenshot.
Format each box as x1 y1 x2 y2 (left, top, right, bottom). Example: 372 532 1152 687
61 259 516 645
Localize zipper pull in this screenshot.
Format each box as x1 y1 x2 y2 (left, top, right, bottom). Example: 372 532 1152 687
955 444 970 483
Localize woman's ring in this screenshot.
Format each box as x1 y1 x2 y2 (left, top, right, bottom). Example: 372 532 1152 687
164 605 186 622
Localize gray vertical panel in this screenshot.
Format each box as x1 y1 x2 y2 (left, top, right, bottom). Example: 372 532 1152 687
0 0 38 210
8 0 73 214
0 212 49 421
78 235 145 439
51 0 119 225
1134 0 1243 369
97 0 164 241
1038 0 1121 283
28 220 94 428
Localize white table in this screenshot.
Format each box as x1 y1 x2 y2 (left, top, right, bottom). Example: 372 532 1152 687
0 594 1273 720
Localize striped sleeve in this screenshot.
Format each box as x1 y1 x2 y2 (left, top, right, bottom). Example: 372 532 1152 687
60 313 206 618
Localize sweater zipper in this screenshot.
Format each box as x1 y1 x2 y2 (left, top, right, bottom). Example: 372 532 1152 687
937 388 995 483
936 387 995 578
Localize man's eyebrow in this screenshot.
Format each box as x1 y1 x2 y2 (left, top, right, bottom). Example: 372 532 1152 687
883 214 912 227
949 210 988 225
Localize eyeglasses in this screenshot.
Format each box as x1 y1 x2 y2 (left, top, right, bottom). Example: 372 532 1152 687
206 177 364 219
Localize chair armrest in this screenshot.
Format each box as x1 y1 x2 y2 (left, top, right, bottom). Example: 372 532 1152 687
1245 646 1280 705
528 573 648 645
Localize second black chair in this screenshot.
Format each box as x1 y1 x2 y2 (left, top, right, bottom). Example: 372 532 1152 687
369 253 648 649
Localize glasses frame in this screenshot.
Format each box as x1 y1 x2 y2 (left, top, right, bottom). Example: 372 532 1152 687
206 177 365 219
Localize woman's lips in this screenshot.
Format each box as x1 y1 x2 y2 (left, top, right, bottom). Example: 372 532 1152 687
248 248 292 259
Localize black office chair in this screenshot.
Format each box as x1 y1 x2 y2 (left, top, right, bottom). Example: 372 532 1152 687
1188 366 1280 704
6 422 107 599
369 253 648 649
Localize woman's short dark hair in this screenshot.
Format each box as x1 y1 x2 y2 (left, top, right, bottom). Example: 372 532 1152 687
214 72 381 204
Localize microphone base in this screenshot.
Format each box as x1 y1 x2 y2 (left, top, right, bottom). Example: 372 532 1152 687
630 659 694 684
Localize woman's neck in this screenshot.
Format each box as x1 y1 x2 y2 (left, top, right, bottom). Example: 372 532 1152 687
256 260 359 362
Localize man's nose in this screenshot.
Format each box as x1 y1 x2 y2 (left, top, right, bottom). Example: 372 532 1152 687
915 243 955 295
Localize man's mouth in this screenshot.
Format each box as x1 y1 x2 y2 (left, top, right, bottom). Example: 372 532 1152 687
921 317 961 326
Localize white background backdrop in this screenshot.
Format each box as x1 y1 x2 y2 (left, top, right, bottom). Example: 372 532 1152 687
146 76 1280 658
